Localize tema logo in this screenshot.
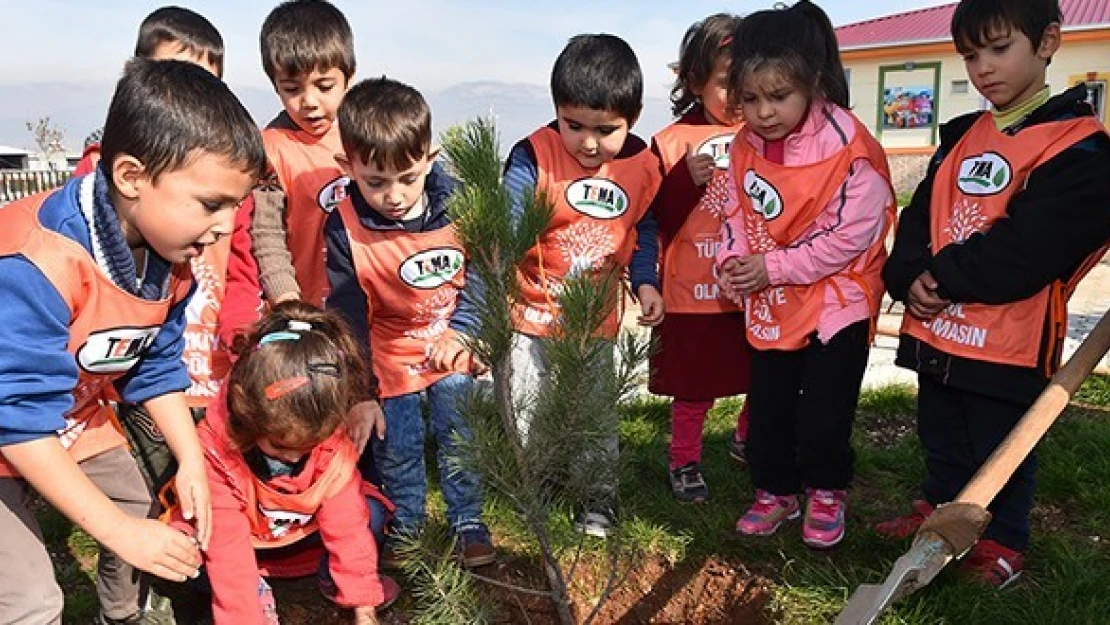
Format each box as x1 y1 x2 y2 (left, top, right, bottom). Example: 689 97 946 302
957 152 1011 195
317 176 350 213
399 247 465 289
566 178 629 219
697 133 734 169
77 326 161 374
743 170 783 220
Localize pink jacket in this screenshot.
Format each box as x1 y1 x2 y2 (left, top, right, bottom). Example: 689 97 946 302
717 100 891 343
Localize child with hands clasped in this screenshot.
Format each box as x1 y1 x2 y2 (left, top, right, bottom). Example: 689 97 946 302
0 59 264 623
646 13 753 505
716 1 895 549
171 303 397 625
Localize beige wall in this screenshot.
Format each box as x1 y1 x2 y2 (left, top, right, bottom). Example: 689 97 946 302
844 36 1110 150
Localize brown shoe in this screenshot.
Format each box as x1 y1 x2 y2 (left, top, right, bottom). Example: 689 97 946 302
455 525 496 568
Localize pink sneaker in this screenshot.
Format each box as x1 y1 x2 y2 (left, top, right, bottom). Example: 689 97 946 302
802 488 847 549
735 490 800 536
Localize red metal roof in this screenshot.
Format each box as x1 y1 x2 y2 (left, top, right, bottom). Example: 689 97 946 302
836 0 1110 50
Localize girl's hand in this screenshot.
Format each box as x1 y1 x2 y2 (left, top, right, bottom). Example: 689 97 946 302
685 142 716 186
173 457 212 550
735 254 770 294
636 284 665 327
353 606 379 625
718 257 744 302
104 517 201 582
346 400 386 453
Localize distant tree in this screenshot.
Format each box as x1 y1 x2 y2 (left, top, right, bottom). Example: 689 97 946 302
26 117 66 170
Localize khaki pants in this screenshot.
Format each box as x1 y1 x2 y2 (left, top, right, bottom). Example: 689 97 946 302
0 447 154 624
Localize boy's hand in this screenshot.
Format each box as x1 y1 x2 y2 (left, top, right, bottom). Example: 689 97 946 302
105 516 201 582
347 400 386 453
427 330 468 372
173 457 212 551
685 142 716 187
906 270 949 320
636 284 665 327
721 254 770 296
353 606 379 625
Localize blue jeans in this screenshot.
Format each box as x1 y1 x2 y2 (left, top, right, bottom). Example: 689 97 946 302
373 373 484 532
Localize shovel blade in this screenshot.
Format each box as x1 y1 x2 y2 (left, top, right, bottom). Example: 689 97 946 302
835 584 885 625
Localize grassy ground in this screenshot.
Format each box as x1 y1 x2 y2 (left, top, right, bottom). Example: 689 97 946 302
48 377 1110 623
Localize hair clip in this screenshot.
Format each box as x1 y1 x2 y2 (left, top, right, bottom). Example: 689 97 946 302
259 331 301 347
288 320 312 332
719 35 733 48
307 362 342 378
264 376 310 400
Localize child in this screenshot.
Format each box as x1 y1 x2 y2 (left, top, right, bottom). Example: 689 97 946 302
0 59 264 624
879 0 1110 587
502 34 663 537
170 303 397 625
249 0 356 308
647 13 751 505
325 77 495 569
716 1 894 549
73 5 225 176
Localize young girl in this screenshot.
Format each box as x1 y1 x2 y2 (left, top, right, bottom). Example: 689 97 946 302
170 302 397 624
716 1 894 548
642 13 751 505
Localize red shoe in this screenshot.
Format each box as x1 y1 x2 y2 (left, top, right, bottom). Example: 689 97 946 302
874 499 934 540
960 539 1024 589
320 573 402 610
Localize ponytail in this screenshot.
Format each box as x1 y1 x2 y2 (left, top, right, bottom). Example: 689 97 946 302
791 1 849 108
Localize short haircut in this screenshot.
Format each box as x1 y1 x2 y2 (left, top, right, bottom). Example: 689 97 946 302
952 0 1061 55
339 77 432 172
551 34 643 123
671 13 743 116
226 301 371 451
134 6 225 78
260 0 355 82
99 59 266 189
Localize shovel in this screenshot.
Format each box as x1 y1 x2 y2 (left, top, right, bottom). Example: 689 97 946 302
836 306 1110 625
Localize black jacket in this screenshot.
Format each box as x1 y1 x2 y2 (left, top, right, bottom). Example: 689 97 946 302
883 84 1110 404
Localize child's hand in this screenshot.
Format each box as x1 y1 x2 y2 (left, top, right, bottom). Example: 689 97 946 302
106 516 201 582
173 457 212 551
734 254 770 294
428 330 489 376
353 606 379 625
718 257 744 303
346 400 387 453
636 284 665 327
685 142 716 187
906 270 949 320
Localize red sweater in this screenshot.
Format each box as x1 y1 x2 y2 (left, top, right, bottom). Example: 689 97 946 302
216 196 264 354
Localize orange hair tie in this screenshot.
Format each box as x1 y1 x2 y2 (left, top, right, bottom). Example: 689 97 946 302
264 376 309 400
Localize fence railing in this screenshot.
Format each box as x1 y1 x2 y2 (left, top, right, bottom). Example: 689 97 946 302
0 170 72 205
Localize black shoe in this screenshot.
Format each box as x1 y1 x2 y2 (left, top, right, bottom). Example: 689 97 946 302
670 462 709 504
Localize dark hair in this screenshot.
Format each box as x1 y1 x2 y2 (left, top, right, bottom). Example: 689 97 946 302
134 6 225 78
952 0 1061 58
260 0 355 82
551 34 643 123
339 77 432 171
727 0 849 109
99 59 266 189
226 301 370 451
671 13 743 116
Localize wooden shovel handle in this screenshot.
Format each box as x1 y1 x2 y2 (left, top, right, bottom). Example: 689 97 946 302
959 308 1110 508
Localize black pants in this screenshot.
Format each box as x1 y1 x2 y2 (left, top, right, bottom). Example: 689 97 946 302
917 376 1035 551
747 320 870 495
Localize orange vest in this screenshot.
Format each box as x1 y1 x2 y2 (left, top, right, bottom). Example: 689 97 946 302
0 192 193 477
901 114 1108 371
336 200 471 398
515 126 662 337
731 118 894 350
262 120 347 308
654 121 744 314
183 238 231 409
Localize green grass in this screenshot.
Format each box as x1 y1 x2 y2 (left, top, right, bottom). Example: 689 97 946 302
44 377 1110 623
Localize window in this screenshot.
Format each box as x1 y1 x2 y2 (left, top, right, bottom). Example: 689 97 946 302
951 79 969 95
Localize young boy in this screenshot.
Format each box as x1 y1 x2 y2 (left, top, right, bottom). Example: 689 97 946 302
325 77 496 570
502 34 663 537
248 0 355 309
0 59 264 624
73 6 225 176
880 0 1110 587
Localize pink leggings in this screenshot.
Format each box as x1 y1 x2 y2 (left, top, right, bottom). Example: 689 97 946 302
669 399 750 469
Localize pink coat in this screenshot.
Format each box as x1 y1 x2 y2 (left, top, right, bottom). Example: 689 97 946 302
717 100 892 343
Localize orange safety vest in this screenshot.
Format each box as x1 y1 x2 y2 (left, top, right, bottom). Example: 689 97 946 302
183 238 231 409
262 120 347 308
654 121 744 314
731 117 895 350
515 126 662 337
901 114 1108 371
336 200 471 398
0 192 193 477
